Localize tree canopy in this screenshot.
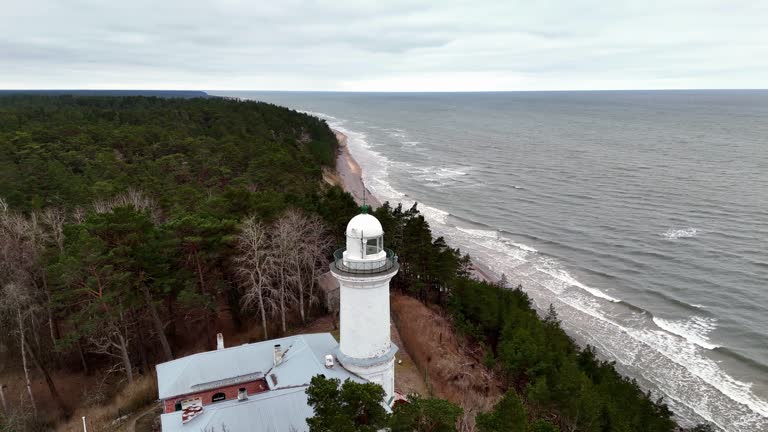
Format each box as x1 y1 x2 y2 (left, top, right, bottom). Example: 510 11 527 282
305 376 463 432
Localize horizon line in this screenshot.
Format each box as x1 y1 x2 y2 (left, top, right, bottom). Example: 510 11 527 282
2 88 768 94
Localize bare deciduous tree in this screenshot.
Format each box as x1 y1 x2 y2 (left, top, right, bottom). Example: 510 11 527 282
235 218 277 340
281 211 309 323
0 283 38 414
72 206 86 224
39 207 68 344
92 189 160 222
90 315 135 384
237 210 332 335
272 210 332 326
41 207 66 253
0 206 68 415
0 209 45 415
270 213 300 333
300 214 333 317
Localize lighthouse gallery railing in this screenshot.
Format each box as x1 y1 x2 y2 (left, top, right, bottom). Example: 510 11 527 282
331 248 399 275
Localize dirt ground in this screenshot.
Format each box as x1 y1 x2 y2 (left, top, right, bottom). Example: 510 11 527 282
390 311 430 397
0 367 103 424
391 294 502 425
131 405 161 432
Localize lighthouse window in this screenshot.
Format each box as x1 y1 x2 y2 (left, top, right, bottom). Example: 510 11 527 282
366 236 382 255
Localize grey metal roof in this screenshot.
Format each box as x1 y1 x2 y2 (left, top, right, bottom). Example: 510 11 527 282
158 333 369 431
160 387 314 432
156 331 362 397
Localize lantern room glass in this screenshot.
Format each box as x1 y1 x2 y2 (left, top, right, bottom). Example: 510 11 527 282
365 235 383 257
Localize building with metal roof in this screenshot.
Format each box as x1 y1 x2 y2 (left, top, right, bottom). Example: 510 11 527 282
161 387 315 432
156 333 364 431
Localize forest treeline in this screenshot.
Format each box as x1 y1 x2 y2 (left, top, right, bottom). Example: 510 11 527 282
0 95 709 432
0 95 360 428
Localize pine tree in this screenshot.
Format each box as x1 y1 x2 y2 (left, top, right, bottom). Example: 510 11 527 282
476 391 528 432
390 395 463 432
305 375 389 432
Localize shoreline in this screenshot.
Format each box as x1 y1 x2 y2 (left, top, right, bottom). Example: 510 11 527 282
327 123 745 430
333 129 381 208
332 128 493 283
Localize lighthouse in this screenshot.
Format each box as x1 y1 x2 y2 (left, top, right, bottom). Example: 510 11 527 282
330 207 399 401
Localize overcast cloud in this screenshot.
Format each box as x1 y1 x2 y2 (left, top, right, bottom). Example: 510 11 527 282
1 0 767 91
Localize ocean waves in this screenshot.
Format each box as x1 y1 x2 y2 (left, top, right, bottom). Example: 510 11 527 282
456 227 539 253
653 316 721 350
307 109 768 432
535 260 621 302
412 165 471 188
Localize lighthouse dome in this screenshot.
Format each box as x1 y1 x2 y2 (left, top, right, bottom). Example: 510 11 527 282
346 213 384 239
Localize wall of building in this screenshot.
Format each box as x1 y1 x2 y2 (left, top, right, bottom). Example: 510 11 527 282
343 357 396 402
162 379 269 413
339 279 391 359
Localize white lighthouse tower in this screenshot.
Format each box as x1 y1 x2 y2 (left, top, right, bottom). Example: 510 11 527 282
330 207 399 401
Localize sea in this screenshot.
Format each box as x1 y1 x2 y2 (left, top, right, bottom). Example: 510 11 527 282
213 90 768 431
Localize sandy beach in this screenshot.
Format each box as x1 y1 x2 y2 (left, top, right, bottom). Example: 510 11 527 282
333 129 381 207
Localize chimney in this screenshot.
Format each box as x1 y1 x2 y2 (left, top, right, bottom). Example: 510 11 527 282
324 354 334 368
216 333 224 350
273 344 283 366
237 388 248 402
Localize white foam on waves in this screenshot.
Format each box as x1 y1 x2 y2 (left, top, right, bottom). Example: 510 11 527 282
629 318 768 428
506 239 538 253
653 316 720 350
413 166 470 187
508 256 768 430
456 228 539 253
534 259 621 303
456 227 499 239
419 204 451 225
663 227 699 240
534 258 621 303
301 110 339 121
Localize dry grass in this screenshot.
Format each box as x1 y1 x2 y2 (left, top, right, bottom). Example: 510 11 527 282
0 409 50 432
56 375 158 432
390 310 429 397
391 294 502 427
133 406 162 432
0 367 109 429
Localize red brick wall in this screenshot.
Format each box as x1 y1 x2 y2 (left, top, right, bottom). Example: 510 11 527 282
163 379 269 413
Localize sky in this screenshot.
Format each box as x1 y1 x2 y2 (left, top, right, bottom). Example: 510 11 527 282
1 0 767 91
